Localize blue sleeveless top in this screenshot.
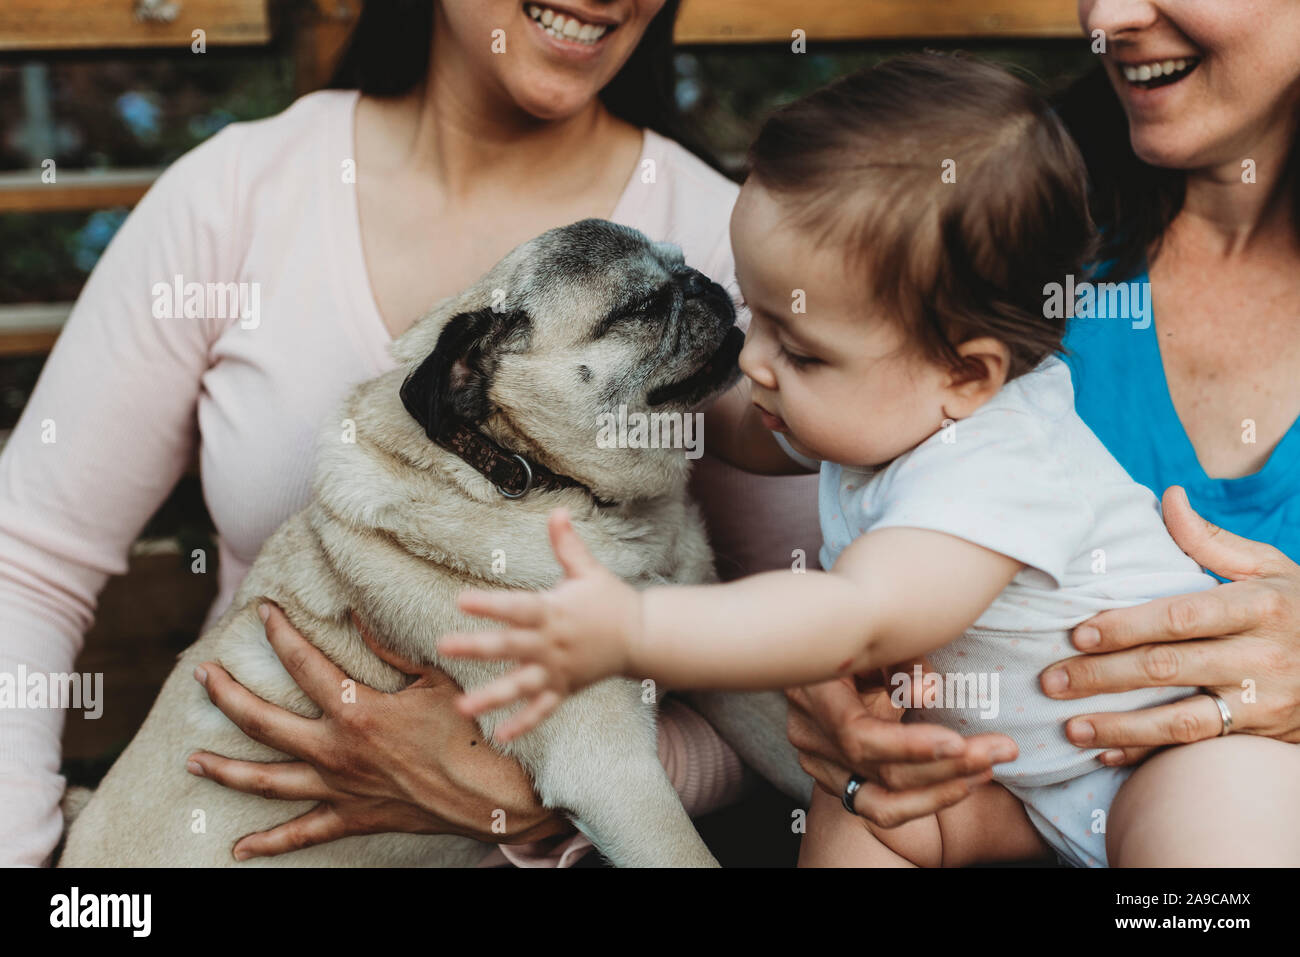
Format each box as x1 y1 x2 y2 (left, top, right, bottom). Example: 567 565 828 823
1059 270 1300 572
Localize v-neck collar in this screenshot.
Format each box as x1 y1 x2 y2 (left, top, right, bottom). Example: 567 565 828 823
1137 266 1300 504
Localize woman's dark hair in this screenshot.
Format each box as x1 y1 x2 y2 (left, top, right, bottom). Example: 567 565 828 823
1054 65 1300 281
327 0 719 170
747 53 1097 382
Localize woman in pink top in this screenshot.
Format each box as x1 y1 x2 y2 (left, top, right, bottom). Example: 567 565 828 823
0 0 818 866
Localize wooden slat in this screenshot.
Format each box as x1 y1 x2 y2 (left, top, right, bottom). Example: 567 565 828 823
0 168 159 213
675 0 1082 43
0 330 60 356
0 303 71 356
0 0 270 51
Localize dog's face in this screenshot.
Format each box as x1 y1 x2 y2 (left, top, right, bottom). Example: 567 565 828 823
393 219 743 501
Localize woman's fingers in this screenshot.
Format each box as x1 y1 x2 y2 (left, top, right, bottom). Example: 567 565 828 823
258 602 351 712
493 690 562 743
230 803 347 861
457 588 545 627
785 681 916 765
1161 485 1291 582
798 752 990 828
786 692 967 769
456 664 550 717
788 679 967 765
1042 636 1234 699
186 753 328 802
1090 746 1157 767
1069 581 1260 653
1064 691 1235 749
548 507 600 578
195 661 324 757
870 734 1016 791
784 672 1015 831
842 769 993 832
846 771 993 829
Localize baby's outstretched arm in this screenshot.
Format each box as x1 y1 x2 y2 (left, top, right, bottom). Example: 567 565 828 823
440 508 1023 741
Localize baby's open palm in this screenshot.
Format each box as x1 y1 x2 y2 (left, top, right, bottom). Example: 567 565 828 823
438 508 643 742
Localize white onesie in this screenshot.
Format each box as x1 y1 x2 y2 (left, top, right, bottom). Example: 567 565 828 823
774 355 1218 866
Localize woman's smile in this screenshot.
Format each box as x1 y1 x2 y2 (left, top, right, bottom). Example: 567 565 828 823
524 2 621 59
1109 49 1204 113
1118 55 1201 88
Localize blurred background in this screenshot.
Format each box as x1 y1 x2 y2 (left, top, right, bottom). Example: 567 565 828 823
0 0 1092 844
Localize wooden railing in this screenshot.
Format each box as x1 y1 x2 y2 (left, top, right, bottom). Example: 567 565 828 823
676 0 1080 43
0 0 271 51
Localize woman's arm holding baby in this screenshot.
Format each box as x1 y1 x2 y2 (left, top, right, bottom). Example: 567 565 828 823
441 509 1023 740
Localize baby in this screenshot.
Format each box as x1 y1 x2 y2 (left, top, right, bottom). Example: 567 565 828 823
438 55 1272 868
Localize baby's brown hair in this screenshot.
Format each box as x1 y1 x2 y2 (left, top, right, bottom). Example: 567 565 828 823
747 54 1097 382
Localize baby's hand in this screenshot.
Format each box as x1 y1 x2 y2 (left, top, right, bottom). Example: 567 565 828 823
438 508 643 743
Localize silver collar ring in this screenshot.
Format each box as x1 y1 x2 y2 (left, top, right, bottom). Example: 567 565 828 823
495 454 534 499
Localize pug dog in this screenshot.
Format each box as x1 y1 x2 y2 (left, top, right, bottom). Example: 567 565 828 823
60 219 808 868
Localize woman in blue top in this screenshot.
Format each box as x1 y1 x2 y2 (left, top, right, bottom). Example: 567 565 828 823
786 0 1300 850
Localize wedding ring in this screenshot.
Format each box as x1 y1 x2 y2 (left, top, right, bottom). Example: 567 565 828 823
1203 689 1234 736
842 774 865 815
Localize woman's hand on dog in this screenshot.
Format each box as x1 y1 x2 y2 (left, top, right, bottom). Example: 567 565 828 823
440 507 643 742
1044 487 1300 765
187 602 569 860
785 665 1019 828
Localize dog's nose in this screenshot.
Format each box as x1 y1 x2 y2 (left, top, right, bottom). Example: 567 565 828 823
679 270 707 298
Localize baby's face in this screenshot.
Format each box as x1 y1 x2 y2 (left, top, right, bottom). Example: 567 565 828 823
729 181 954 469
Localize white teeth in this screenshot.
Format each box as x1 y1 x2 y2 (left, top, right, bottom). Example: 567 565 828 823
526 5 610 44
1123 57 1198 84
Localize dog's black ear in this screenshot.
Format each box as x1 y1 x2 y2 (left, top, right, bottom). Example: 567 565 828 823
400 308 527 439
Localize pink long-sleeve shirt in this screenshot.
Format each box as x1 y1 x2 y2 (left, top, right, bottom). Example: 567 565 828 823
0 90 821 867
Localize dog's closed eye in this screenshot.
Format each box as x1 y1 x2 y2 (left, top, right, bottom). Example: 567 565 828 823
591 286 674 340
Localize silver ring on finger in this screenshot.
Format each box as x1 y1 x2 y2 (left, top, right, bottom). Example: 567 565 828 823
842 774 865 816
1203 688 1234 736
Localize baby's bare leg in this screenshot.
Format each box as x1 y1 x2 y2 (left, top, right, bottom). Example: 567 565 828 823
799 780 1054 867
1108 735 1300 867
